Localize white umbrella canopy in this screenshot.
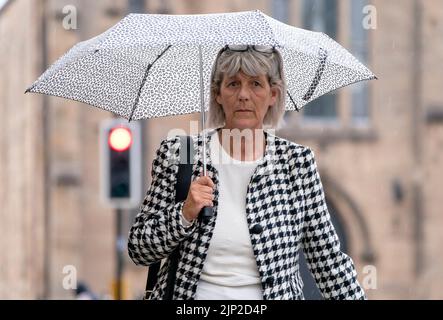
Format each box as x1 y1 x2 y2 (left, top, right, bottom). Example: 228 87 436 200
25 10 377 121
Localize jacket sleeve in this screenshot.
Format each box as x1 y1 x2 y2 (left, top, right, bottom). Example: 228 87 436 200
127 137 198 266
301 147 367 300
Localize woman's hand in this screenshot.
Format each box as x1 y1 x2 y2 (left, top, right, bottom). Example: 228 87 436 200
182 175 215 222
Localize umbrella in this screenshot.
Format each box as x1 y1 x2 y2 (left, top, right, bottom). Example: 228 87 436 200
25 10 376 117
25 10 377 218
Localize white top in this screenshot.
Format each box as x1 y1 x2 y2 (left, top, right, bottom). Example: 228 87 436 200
183 130 264 300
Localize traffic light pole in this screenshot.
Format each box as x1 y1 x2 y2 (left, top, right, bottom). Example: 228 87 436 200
116 208 124 300
102 116 142 300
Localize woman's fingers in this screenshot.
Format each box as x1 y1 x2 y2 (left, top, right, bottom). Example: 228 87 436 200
196 175 215 189
197 185 215 195
200 200 213 207
190 186 213 196
182 175 215 220
200 193 214 201
190 187 213 201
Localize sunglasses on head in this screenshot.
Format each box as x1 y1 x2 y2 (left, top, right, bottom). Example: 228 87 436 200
221 45 276 54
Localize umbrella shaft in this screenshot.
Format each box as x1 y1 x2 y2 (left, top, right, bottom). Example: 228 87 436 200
198 45 207 176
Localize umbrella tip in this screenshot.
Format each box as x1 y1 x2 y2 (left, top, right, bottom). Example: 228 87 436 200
25 84 35 94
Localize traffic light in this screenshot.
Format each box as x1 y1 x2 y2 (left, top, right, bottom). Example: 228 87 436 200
109 126 132 198
100 119 142 209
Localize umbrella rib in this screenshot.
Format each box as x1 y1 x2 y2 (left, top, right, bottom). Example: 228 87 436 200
286 90 299 112
129 45 172 121
302 47 328 102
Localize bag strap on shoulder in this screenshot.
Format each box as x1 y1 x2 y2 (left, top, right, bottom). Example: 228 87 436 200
144 135 194 300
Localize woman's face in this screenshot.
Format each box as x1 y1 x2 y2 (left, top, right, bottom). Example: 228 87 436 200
216 71 278 131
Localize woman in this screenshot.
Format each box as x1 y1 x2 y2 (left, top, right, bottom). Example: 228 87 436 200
128 45 367 300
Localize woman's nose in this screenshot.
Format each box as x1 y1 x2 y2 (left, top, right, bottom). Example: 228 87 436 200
238 84 250 101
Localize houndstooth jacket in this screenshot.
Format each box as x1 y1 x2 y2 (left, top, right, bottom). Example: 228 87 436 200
128 127 367 300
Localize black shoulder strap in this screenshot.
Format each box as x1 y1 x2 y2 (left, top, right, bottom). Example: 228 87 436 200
145 135 194 300
175 135 195 202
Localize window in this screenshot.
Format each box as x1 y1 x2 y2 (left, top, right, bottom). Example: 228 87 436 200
350 0 370 126
271 0 289 24
301 0 338 122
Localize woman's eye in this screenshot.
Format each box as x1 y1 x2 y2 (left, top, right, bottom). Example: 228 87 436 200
253 81 262 87
228 82 237 87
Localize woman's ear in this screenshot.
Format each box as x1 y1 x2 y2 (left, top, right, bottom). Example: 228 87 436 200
270 87 278 106
216 94 222 106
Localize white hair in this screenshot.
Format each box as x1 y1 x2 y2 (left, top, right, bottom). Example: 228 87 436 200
207 47 287 130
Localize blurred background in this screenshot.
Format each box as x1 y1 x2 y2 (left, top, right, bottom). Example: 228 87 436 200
0 0 442 300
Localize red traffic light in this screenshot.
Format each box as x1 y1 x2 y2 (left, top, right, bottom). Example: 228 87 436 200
109 127 132 152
